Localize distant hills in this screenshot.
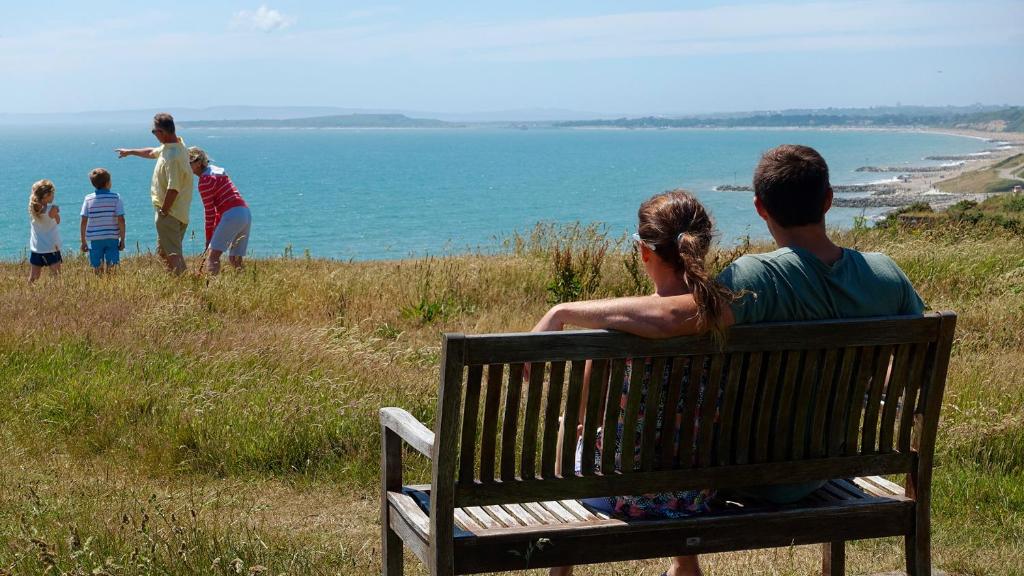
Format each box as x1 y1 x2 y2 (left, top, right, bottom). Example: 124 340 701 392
181 114 453 129
2 105 1022 132
555 106 1024 133
0 106 614 125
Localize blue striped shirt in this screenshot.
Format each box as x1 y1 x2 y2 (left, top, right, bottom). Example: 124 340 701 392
80 189 125 241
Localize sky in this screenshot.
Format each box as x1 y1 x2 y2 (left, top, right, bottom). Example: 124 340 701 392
1 0 1022 115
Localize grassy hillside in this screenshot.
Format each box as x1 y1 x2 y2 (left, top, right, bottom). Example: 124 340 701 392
936 153 1024 195
1 223 1022 575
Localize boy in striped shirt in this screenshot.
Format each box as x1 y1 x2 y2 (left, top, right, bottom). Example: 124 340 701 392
80 168 126 274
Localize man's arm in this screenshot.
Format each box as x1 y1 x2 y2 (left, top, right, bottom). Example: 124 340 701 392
531 294 734 338
117 215 126 250
80 216 89 252
159 189 179 215
116 147 157 159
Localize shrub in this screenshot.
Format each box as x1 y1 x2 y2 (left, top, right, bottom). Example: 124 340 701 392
543 223 610 304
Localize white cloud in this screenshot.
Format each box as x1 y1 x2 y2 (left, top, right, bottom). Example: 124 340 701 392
230 5 296 33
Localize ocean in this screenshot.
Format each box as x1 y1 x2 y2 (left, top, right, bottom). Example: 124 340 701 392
0 126 989 261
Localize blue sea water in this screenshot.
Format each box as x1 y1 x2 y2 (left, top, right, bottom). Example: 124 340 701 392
0 126 989 261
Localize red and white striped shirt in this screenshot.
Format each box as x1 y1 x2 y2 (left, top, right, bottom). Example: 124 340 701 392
198 165 248 245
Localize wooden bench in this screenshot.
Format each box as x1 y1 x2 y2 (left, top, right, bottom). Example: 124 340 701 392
380 312 956 575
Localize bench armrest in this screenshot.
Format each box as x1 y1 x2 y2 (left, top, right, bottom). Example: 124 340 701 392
380 407 435 458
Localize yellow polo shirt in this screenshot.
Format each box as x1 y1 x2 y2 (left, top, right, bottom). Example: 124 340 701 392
150 138 194 225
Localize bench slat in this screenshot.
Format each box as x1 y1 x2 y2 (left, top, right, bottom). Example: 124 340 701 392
541 500 579 523
772 350 802 461
897 343 928 453
861 346 894 454
461 316 941 365
660 356 688 469
677 356 703 468
755 351 784 463
878 344 914 453
560 360 587 478
522 501 562 524
717 353 744 466
844 346 880 456
483 504 520 528
620 358 648 473
828 348 858 456
520 362 545 479
479 364 504 482
453 507 483 532
581 359 609 476
697 354 725 467
640 357 669 472
809 349 839 457
541 362 566 479
791 349 820 460
502 503 540 527
735 352 763 465
560 499 605 522
465 505 502 529
459 365 484 484
602 359 628 474
454 452 914 506
500 363 524 481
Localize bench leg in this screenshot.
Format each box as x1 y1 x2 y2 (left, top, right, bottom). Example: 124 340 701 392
382 522 404 576
905 523 930 576
822 541 845 576
381 427 404 576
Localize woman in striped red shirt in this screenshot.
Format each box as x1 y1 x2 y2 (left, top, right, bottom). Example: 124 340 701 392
188 147 252 275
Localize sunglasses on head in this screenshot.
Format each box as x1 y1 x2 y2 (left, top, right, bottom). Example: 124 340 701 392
631 232 657 251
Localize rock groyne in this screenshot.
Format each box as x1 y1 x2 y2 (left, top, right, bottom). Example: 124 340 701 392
855 165 958 173
715 183 900 193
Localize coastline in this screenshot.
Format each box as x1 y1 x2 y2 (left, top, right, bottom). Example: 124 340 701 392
848 128 1024 212
708 127 1024 213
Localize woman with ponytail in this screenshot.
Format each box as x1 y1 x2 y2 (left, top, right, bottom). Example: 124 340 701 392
536 190 732 576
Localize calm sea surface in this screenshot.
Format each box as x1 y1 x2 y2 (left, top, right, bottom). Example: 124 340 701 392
0 126 988 261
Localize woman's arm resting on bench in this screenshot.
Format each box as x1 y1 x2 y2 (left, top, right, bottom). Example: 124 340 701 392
532 294 733 338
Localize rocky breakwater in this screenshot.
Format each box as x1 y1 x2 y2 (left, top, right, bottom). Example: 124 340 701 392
924 153 991 161
855 165 959 173
715 183 900 194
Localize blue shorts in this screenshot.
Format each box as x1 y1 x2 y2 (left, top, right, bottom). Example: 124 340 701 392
89 238 120 268
29 251 62 267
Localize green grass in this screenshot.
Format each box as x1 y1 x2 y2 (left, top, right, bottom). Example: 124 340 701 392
2 223 1023 574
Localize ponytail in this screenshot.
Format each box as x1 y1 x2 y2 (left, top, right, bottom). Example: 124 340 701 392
675 232 733 338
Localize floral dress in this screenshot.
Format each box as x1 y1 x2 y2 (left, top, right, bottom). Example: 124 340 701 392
575 357 716 519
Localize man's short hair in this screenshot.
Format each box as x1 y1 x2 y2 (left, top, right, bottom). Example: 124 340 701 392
153 113 176 134
89 168 111 189
753 144 831 227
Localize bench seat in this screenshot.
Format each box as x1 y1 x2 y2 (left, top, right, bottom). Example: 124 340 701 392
388 477 911 573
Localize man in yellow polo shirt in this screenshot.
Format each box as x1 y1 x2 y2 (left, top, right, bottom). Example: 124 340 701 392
116 113 193 275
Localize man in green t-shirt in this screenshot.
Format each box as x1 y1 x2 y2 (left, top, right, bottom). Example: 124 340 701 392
535 144 924 576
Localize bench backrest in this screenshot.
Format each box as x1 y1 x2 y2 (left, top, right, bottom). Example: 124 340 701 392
429 313 955 514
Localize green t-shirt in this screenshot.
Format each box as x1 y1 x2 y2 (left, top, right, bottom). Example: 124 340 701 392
718 246 925 325
715 246 925 504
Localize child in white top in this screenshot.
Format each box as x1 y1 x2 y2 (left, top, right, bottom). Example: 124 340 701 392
28 179 62 283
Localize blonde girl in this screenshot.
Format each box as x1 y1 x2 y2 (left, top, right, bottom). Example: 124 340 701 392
27 179 63 283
